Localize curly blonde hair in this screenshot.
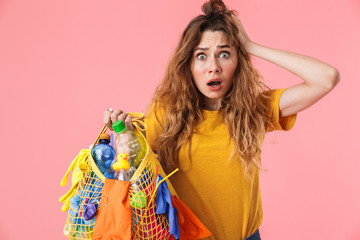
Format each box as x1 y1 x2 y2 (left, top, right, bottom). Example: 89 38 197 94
148 0 271 176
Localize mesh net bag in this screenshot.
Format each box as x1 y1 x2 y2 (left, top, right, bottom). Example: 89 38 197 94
59 113 179 240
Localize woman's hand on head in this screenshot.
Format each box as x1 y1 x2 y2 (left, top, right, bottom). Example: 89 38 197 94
231 14 253 50
103 108 134 131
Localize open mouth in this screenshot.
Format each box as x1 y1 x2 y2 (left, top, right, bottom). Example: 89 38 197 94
207 80 222 86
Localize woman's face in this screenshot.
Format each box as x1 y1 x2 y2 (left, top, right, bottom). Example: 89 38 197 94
191 30 238 110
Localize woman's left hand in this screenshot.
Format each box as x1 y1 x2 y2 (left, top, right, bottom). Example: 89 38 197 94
231 14 252 50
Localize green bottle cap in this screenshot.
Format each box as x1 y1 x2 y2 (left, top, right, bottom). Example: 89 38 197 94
112 120 126 133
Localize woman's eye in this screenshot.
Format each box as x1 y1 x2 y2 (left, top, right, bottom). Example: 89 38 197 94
196 54 206 60
219 52 230 58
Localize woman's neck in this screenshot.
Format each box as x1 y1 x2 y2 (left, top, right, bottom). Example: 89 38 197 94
201 97 222 111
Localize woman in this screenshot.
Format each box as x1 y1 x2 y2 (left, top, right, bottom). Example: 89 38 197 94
103 0 340 239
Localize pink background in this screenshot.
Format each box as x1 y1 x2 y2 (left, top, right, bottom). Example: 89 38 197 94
0 0 359 239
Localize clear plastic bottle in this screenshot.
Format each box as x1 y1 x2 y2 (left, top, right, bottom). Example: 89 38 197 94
112 120 142 167
91 133 116 179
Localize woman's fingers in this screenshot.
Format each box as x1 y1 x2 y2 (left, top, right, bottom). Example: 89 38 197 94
124 114 134 131
111 109 124 124
231 14 251 47
103 108 114 130
104 109 134 131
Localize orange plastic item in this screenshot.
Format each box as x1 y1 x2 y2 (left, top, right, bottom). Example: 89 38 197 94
171 196 212 240
92 178 131 240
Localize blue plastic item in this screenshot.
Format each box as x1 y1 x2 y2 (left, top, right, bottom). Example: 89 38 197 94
156 175 179 239
84 202 98 221
92 133 116 179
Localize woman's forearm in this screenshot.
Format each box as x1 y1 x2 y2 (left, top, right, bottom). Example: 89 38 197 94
246 42 340 88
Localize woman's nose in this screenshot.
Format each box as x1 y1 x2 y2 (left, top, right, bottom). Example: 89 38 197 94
209 58 221 73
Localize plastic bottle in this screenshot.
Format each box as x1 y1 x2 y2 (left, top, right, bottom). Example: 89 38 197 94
111 120 142 181
112 120 142 167
91 133 116 179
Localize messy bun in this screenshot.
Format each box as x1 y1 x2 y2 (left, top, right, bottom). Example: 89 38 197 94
201 0 230 17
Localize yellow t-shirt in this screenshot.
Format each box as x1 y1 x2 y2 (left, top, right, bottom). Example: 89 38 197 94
145 89 297 239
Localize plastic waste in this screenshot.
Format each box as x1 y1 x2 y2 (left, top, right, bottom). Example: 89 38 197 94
112 120 142 167
91 133 116 179
111 120 141 181
84 202 98 221
112 153 132 181
156 175 179 239
130 191 147 209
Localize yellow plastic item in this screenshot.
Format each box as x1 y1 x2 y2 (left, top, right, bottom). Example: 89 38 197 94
112 153 130 171
59 149 89 212
59 112 179 240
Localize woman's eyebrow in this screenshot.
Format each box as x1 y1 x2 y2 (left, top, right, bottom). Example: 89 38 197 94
194 44 231 52
194 47 208 51
218 44 230 49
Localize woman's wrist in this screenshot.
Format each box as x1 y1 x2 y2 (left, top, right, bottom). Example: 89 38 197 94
243 41 257 55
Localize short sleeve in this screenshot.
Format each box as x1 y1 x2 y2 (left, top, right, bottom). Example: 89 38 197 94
144 103 166 151
264 88 297 132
